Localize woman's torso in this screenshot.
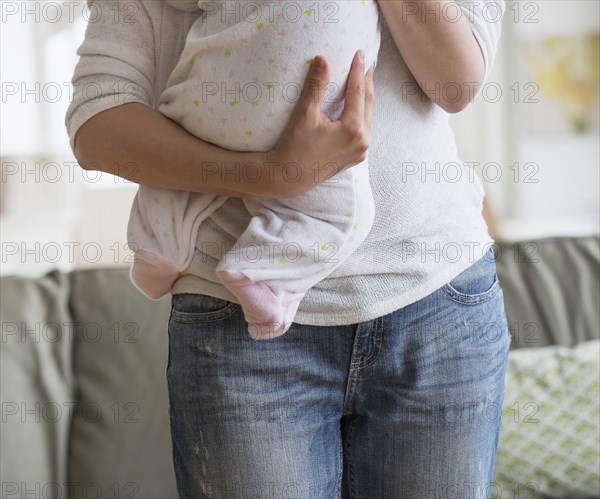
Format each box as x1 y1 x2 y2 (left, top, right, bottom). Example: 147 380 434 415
152 4 493 324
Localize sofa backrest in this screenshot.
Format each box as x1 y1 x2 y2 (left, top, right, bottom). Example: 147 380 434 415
1 270 74 499
494 236 600 349
1 268 176 499
66 268 176 499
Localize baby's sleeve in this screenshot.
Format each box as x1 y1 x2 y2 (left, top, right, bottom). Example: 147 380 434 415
64 0 156 152
456 0 506 87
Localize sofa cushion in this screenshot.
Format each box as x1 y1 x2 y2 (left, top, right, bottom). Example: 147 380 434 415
0 270 75 498
67 268 177 499
493 340 600 498
495 237 600 349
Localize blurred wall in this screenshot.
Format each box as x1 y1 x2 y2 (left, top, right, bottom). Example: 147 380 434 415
450 0 599 240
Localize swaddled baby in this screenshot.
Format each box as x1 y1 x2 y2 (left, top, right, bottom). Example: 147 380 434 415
127 0 381 339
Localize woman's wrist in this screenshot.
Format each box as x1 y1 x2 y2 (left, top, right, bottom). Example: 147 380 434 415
198 147 280 198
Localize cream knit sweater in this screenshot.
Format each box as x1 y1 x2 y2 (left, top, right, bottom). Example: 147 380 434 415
66 0 504 326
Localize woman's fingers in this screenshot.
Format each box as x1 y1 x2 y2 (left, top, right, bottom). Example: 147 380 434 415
339 50 366 126
296 55 330 119
269 50 374 197
364 64 375 137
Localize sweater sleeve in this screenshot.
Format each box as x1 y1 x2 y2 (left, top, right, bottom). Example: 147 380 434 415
456 0 505 87
64 0 156 152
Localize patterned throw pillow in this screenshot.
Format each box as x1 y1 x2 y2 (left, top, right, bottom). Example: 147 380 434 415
493 340 600 498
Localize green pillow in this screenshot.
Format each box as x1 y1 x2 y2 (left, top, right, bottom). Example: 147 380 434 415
494 340 600 498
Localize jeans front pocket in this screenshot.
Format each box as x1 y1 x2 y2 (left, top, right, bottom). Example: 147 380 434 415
442 248 501 305
170 293 240 323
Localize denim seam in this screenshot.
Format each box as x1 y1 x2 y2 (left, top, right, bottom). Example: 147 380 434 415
342 323 365 416
357 317 384 370
335 430 344 499
342 372 359 416
344 417 359 499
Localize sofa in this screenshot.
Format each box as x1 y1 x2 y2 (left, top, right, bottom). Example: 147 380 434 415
1 237 598 499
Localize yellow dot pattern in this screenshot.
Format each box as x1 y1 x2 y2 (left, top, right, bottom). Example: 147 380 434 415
179 15 374 268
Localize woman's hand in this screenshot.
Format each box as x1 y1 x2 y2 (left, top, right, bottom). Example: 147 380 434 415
262 50 375 198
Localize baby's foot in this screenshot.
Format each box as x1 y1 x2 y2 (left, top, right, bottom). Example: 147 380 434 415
216 270 304 340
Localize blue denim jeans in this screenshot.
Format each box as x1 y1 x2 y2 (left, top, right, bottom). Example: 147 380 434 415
166 248 511 498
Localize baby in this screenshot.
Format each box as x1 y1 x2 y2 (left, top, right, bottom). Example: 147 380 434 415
127 0 381 339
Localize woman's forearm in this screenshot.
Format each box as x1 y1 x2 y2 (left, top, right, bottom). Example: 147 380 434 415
72 53 374 199
377 0 486 112
73 103 271 197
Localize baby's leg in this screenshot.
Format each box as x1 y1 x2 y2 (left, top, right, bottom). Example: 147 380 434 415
215 160 375 339
128 185 228 300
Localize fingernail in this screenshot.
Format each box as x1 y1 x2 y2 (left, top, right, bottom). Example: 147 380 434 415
359 50 365 62
313 56 324 71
